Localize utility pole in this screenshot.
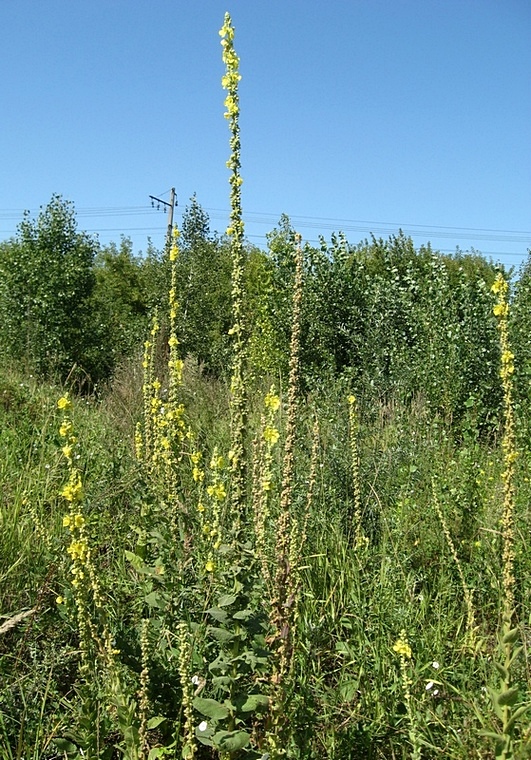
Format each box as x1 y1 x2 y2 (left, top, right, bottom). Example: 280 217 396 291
149 188 177 251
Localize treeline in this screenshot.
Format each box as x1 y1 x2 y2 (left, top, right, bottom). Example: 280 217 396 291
0 193 529 428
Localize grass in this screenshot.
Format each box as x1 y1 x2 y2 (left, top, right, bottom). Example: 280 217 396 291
0 355 529 758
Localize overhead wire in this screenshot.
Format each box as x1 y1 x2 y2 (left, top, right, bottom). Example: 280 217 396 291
0 204 529 258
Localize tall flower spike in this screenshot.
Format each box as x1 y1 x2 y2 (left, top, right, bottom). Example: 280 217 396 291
220 12 246 526
489 272 523 760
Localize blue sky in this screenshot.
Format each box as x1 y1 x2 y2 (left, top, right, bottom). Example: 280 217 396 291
0 0 529 270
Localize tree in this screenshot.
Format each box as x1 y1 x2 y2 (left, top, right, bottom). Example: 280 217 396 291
0 195 98 382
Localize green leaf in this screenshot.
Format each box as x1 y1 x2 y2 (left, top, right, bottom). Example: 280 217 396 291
497 686 519 707
193 697 230 721
148 749 169 760
207 607 229 623
232 608 253 620
339 680 359 701
208 626 235 643
486 686 504 720
502 627 520 645
217 594 237 607
147 716 166 730
494 661 509 680
505 703 530 733
240 693 269 712
124 549 145 571
213 729 251 752
508 645 523 668
52 738 79 756
144 591 164 609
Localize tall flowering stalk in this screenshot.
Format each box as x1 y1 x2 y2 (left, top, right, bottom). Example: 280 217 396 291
267 233 303 757
393 631 421 760
220 12 246 529
58 395 108 671
488 273 526 760
348 394 368 549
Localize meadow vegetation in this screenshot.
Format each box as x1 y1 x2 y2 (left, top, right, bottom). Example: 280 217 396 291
1 12 530 760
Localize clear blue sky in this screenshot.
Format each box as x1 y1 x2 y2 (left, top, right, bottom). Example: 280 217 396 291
1 0 529 270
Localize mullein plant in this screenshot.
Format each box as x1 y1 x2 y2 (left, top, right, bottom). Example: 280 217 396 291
431 481 477 650
189 16 271 757
57 396 142 759
485 273 529 760
347 394 368 549
221 12 247 533
253 386 282 590
267 234 304 758
393 631 422 760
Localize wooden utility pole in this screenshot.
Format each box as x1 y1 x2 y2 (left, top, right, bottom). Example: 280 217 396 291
149 188 177 251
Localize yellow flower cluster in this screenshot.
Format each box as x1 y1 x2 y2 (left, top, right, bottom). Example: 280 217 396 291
61 471 83 503
265 388 281 412
169 226 180 262
393 634 412 660
207 482 227 502
263 426 280 445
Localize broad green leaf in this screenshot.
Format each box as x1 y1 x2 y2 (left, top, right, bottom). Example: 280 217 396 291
144 590 164 609
505 703 530 732
124 549 145 571
52 738 79 756
217 593 237 607
193 696 230 721
497 686 519 707
207 607 229 623
494 662 509 680
208 626 235 643
232 608 253 620
502 627 520 645
240 693 269 712
339 680 359 701
147 716 166 730
213 729 251 752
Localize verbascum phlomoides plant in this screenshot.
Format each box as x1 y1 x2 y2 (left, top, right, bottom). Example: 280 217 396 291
485 273 529 760
189 16 271 758
221 11 247 532
393 631 422 760
57 395 142 759
266 233 305 759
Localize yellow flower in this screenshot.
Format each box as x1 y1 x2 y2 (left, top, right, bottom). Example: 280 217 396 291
57 396 71 411
62 515 71 527
205 560 215 573
207 482 226 501
348 394 356 405
263 426 280 445
56 596 64 605
74 514 85 528
393 636 412 659
59 421 72 437
62 444 72 459
61 474 83 503
192 466 204 483
264 388 280 411
210 454 225 470
493 302 508 318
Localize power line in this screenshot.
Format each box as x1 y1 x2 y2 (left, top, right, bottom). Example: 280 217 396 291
0 204 529 239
